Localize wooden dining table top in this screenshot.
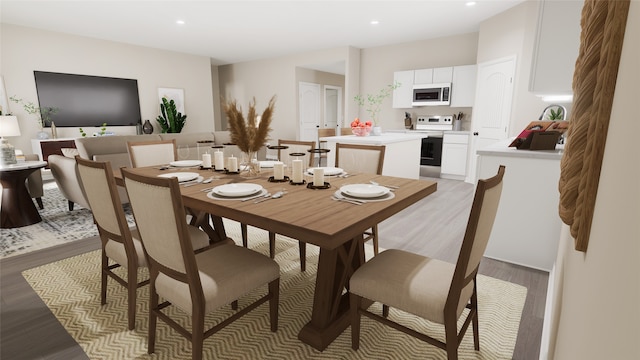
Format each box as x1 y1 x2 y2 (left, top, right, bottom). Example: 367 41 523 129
115 167 437 250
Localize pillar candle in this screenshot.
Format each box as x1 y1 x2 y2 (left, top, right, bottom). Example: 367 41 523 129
292 159 303 183
202 152 212 168
228 156 238 172
214 150 224 170
273 162 284 180
313 168 325 186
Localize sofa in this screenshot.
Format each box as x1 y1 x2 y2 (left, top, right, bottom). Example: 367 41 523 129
50 131 265 210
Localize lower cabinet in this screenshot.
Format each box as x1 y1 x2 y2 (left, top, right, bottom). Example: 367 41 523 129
441 133 469 180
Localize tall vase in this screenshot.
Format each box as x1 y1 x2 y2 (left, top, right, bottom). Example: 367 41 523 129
241 151 260 178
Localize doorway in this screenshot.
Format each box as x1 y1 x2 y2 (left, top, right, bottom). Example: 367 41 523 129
323 85 342 133
298 82 321 142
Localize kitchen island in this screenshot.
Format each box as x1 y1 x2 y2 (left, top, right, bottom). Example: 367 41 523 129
320 132 425 179
476 138 564 271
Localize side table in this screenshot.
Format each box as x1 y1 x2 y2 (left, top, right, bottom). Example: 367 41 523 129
0 161 47 228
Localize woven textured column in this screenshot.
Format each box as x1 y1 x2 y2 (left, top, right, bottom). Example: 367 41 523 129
558 0 630 252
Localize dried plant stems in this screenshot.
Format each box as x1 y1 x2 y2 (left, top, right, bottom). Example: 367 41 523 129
224 96 276 153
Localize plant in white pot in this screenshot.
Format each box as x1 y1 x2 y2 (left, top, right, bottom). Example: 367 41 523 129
10 96 58 139
353 81 400 135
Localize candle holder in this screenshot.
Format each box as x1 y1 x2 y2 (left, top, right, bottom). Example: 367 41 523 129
308 148 330 168
289 179 307 185
211 145 226 172
268 175 290 183
306 182 331 189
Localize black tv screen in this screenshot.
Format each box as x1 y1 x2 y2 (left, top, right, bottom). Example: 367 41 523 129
34 71 142 127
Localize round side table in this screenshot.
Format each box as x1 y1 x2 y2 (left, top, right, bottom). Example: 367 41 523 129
0 160 47 228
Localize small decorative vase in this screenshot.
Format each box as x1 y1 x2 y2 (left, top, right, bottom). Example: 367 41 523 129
36 129 50 140
142 119 153 134
241 151 260 178
371 126 383 136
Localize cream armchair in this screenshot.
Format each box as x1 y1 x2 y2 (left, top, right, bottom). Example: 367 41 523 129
48 154 90 211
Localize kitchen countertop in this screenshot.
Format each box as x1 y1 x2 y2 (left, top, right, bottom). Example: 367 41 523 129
477 138 564 160
320 132 425 145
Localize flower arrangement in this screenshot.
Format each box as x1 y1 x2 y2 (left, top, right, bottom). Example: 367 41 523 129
9 96 58 129
353 81 400 126
223 96 275 153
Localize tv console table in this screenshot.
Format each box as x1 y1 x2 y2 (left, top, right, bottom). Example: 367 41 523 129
31 138 77 169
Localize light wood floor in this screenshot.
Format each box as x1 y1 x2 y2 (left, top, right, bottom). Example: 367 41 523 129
0 177 547 359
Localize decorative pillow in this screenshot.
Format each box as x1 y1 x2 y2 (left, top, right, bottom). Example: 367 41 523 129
61 148 80 158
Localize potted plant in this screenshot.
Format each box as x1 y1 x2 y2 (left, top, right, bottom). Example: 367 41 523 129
353 81 400 135
156 97 186 133
10 96 58 139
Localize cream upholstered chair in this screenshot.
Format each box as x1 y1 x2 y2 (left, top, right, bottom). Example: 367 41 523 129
76 157 210 330
317 128 336 167
349 165 506 360
126 139 177 168
48 154 90 211
24 154 44 209
239 139 315 271
335 143 386 254
122 168 280 360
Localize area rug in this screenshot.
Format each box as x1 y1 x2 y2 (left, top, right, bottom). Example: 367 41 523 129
23 220 527 360
0 183 134 259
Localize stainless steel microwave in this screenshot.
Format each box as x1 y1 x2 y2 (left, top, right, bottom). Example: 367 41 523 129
412 83 451 106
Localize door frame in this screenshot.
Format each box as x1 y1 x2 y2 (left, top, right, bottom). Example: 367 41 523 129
323 85 343 130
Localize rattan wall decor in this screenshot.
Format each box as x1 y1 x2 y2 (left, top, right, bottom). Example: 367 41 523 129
558 0 631 252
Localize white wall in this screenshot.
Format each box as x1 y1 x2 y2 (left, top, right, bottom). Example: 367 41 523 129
548 2 640 359
1 24 215 153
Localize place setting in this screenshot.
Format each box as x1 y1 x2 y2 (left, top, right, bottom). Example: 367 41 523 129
206 183 268 201
157 171 204 186
331 183 395 205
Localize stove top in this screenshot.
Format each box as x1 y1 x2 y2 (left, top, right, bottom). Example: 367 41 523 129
415 115 454 131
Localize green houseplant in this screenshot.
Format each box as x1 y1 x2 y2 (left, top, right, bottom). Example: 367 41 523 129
156 97 187 133
547 107 564 120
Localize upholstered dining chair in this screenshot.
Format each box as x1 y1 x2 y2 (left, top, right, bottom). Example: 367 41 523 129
335 143 386 254
317 128 336 167
349 165 506 360
240 139 315 271
76 157 211 330
126 139 177 168
122 168 280 360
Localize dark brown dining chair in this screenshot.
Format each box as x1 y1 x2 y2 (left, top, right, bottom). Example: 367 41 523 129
122 168 280 360
76 157 210 330
126 139 177 167
349 165 506 360
335 143 386 254
240 139 315 272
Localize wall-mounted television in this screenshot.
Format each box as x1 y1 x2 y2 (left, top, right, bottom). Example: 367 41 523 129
34 71 142 127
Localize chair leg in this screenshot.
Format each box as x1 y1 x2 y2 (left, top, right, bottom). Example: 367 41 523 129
192 312 204 360
444 316 459 360
298 242 306 272
68 200 75 211
350 292 362 350
471 286 480 351
127 266 137 330
101 253 108 305
372 225 379 255
231 300 238 310
148 285 158 354
35 197 44 209
241 223 248 248
269 278 280 332
268 232 276 259
382 304 389 318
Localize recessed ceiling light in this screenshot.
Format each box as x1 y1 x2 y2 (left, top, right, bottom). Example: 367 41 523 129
466 1 477 6
176 20 185 25
370 20 380 25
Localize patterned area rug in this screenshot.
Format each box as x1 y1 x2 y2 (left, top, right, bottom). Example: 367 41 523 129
0 183 133 259
23 220 527 359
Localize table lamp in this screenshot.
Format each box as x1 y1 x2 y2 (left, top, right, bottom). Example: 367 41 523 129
0 115 21 165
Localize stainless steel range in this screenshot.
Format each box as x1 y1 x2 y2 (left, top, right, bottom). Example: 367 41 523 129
413 115 453 177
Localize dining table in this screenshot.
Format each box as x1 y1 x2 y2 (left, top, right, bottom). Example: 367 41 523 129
115 165 437 351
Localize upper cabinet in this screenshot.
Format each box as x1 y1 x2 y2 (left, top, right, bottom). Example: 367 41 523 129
414 67 453 84
450 65 477 107
529 0 584 95
392 70 415 109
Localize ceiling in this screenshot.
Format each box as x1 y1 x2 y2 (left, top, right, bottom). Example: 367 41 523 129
1 1 525 73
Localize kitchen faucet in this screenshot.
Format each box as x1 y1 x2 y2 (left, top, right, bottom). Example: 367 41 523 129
538 104 567 120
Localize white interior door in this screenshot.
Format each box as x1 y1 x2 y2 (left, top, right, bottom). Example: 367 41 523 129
467 55 516 183
324 85 342 131
299 82 321 142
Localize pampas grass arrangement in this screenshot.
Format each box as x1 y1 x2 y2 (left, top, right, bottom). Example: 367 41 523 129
224 96 275 153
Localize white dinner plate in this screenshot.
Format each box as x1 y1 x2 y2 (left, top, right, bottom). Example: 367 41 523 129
307 167 344 176
169 160 202 167
212 183 263 197
157 172 200 182
259 161 283 168
340 184 390 198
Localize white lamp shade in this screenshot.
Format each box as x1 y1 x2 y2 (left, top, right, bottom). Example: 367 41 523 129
0 116 21 137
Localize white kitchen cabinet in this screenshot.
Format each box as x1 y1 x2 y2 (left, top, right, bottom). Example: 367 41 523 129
433 67 453 83
529 0 583 95
413 69 433 84
392 70 415 109
450 65 477 107
441 132 469 180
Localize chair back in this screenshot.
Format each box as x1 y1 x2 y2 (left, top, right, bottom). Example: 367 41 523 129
446 165 505 314
340 127 353 136
122 169 197 279
335 143 385 175
277 140 315 167
76 157 134 252
317 128 336 147
127 139 177 168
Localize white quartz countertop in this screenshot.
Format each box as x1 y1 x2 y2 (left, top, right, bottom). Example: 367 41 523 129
320 132 425 145
477 138 564 160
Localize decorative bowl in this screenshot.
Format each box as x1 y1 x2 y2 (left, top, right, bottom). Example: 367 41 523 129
351 126 372 137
